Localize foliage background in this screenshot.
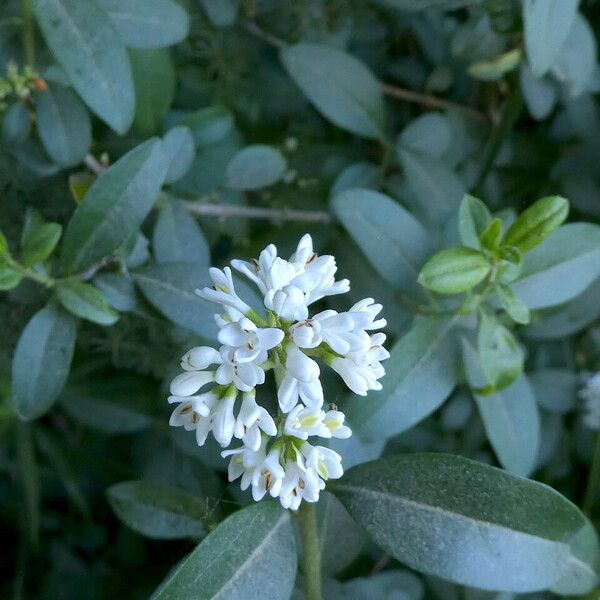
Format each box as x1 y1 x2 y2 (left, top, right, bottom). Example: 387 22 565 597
1 0 600 598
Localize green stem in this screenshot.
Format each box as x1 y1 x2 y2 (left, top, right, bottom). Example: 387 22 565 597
19 0 35 67
474 84 522 194
297 501 322 600
583 429 600 515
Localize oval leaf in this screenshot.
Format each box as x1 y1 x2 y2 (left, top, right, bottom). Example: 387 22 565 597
281 43 385 139
332 453 597 593
61 138 167 273
332 189 432 291
56 281 119 325
225 145 287 190
12 306 76 420
107 480 207 539
32 0 134 133
152 502 296 600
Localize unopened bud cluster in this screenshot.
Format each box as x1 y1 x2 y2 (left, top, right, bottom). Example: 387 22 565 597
167 235 388 509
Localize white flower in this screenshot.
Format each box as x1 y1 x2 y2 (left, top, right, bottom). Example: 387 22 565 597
581 373 600 430
215 346 266 392
329 332 389 396
234 390 277 451
218 317 284 363
264 284 308 321
278 344 323 412
290 309 364 355
196 266 251 315
302 443 344 480
284 404 329 440
167 233 389 510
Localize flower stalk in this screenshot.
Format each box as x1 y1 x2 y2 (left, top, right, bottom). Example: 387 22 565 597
297 501 322 600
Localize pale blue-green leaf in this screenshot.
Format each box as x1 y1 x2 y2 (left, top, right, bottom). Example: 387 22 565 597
225 145 287 190
34 83 91 167
520 63 556 121
60 386 153 434
94 273 138 312
281 43 385 139
462 338 539 477
330 162 383 197
12 305 76 420
152 502 296 600
162 127 195 184
177 106 234 147
398 112 451 158
133 263 217 340
347 316 458 441
98 0 189 48
332 189 432 291
324 570 424 600
441 389 473 431
130 48 175 135
551 14 597 97
2 101 30 143
11 139 59 177
399 149 466 226
62 139 167 273
332 453 595 593
522 0 578 77
530 369 578 414
107 480 207 540
511 223 600 309
198 0 238 27
152 202 209 266
31 0 134 133
524 276 600 339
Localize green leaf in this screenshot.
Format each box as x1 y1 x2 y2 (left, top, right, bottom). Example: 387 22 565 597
98 0 189 48
198 0 238 27
281 43 385 139
418 247 491 295
346 316 458 441
61 138 167 273
134 263 217 339
12 305 77 420
468 48 522 81
0 231 8 256
479 218 502 252
520 62 557 121
162 127 195 184
130 48 175 136
330 162 383 197
462 338 539 476
399 149 466 226
332 189 432 291
503 196 569 253
225 145 287 190
495 283 530 324
511 223 600 309
398 112 451 159
94 273 138 312
34 83 91 167
522 0 579 77
152 502 296 600
0 266 23 290
477 311 524 393
21 222 62 267
530 369 578 414
179 106 234 147
331 453 597 592
2 101 30 143
60 385 153 434
56 281 119 326
458 194 492 249
32 0 134 133
153 202 209 266
324 570 423 600
107 480 208 540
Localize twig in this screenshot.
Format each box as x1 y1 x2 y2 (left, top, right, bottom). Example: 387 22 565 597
241 19 486 122
19 0 35 67
182 200 332 224
83 153 106 175
379 82 487 122
242 18 286 49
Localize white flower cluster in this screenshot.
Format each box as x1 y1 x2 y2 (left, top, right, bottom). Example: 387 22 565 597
167 234 389 510
581 373 600 430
